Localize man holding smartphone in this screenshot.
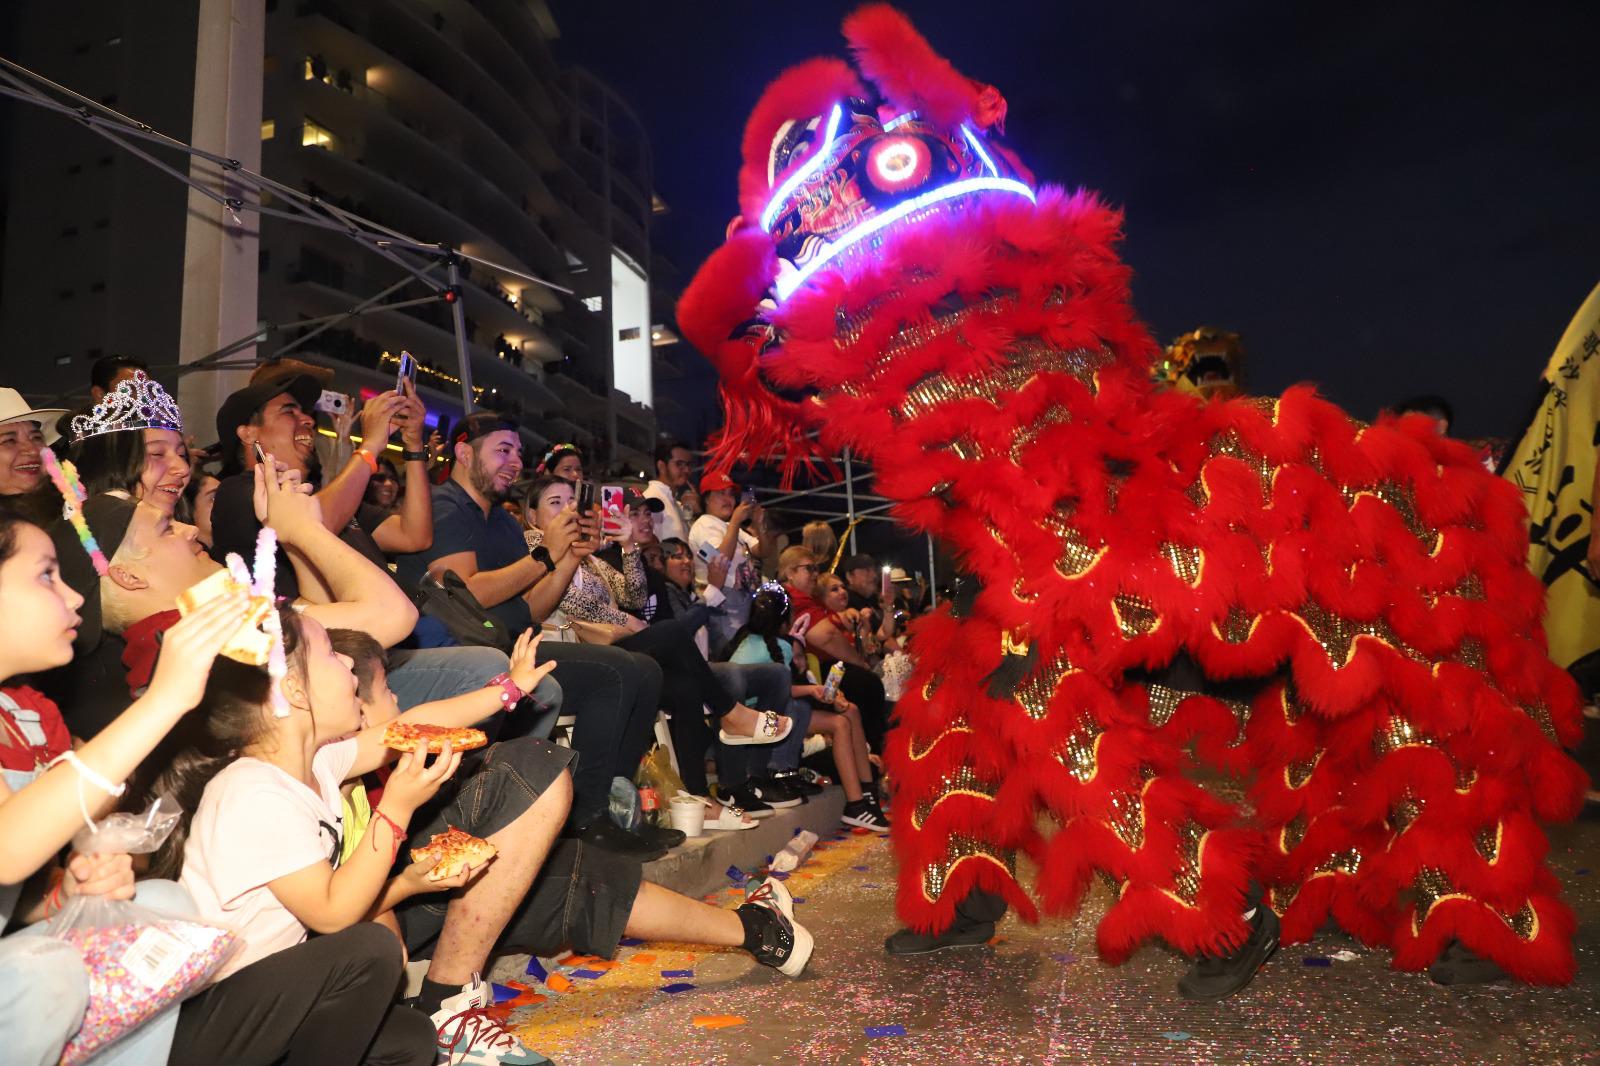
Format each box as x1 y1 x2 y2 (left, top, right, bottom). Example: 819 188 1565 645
688 472 765 653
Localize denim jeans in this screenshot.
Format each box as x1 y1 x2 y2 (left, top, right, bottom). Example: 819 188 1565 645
386 645 562 740
707 661 809 788
0 878 194 1066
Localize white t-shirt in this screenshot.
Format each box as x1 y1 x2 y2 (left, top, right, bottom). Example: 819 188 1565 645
688 514 759 589
180 739 357 979
644 480 690 546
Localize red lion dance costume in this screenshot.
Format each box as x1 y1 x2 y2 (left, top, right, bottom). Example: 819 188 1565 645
679 5 1586 990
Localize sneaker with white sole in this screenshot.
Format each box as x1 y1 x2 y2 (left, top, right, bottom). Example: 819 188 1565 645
431 974 551 1065
841 798 891 833
737 877 815 977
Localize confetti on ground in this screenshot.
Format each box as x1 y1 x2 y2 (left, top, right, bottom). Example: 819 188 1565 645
661 969 694 978
1304 956 1332 967
865 1024 907 1038
852 865 869 871
617 937 643 947
1331 949 1360 961
628 954 658 965
524 958 547 980
492 983 521 1003
569 969 607 979
1051 952 1077 964
726 866 748 883
544 974 573 993
1162 1031 1191 1042
660 983 696 994
692 1015 746 1029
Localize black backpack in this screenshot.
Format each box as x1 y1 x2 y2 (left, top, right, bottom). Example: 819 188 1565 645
407 570 514 652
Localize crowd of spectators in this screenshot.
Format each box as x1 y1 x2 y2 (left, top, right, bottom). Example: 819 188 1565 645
0 356 900 1065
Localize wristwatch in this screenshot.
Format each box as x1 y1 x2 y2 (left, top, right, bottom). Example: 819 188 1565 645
400 448 428 462
529 545 555 571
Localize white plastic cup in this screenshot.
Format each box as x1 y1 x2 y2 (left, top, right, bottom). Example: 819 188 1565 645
669 796 706 837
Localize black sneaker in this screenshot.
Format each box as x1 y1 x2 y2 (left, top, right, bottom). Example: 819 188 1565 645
842 798 891 833
718 785 775 818
747 776 803 809
634 822 686 850
1176 901 1279 1000
738 877 814 977
884 920 995 955
1429 939 1507 985
771 768 823 798
576 818 667 861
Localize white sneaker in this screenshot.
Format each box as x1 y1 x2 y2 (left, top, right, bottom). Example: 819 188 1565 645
430 974 551 1066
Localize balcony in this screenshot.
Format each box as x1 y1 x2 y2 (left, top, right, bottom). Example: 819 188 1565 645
544 368 607 415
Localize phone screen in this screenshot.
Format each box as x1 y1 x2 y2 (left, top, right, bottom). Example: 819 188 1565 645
600 485 625 514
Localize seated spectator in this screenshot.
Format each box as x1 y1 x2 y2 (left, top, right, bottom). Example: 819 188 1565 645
801 521 838 572
42 461 417 739
534 442 584 481
779 546 891 764
688 472 765 654
0 387 69 525
724 585 888 832
643 438 694 545
393 415 672 860
209 373 433 602
522 475 789 800
818 569 900 666
649 538 793 821
141 609 812 1064
0 506 249 1066
68 371 191 514
363 456 402 518
184 471 222 549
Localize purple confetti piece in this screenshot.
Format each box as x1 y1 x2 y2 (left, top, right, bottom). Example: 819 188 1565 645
524 958 548 981
618 937 643 947
569 969 606 979
792 897 806 904
661 969 694 978
865 1025 907 1038
660 982 696 994
1578 868 1591 875
726 865 748 884
764 855 774 864
852 865 869 871
491 983 521 1003
1303 956 1332 967
1050 952 1076 964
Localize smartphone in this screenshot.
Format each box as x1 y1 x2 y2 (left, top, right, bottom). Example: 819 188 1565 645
881 564 893 599
696 542 716 564
740 486 758 506
315 389 348 416
575 478 597 515
253 441 268 466
600 485 625 514
395 350 418 392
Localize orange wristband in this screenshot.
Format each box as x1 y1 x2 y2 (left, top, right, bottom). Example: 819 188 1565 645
354 448 379 474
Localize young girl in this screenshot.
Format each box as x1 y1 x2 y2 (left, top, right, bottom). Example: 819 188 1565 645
143 607 466 1066
724 587 889 833
0 508 250 1066
69 371 192 517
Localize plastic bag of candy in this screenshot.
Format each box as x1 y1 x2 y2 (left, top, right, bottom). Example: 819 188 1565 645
44 798 239 1065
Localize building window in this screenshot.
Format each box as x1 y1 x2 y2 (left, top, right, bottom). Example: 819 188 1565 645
618 327 640 341
106 36 122 46
302 118 335 150
261 118 276 140
55 355 72 367
582 296 603 313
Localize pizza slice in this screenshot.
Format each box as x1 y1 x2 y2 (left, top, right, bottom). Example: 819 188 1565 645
410 826 498 882
381 721 489 753
175 568 275 665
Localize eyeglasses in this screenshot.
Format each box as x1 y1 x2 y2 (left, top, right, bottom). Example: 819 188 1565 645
793 563 819 573
662 549 690 560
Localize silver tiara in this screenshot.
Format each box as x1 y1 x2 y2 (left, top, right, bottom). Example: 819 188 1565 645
71 371 183 442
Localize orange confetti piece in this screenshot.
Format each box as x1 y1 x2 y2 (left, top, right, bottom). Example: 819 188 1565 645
508 993 546 1007
692 1015 747 1030
629 953 658 965
545 973 573 993
588 959 620 971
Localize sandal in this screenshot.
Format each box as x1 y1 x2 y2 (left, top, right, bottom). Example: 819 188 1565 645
718 708 794 746
674 791 757 831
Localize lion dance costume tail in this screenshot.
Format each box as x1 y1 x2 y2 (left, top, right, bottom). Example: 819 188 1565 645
679 4 1586 983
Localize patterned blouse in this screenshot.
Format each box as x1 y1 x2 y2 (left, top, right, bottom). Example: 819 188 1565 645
525 526 647 626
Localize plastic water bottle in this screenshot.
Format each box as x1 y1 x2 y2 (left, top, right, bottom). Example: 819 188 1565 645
821 661 846 702
770 830 819 873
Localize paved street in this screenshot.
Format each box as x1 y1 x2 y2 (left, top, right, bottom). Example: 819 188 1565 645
500 814 1600 1065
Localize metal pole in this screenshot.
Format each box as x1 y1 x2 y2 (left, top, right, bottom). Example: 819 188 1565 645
927 532 938 609
446 255 475 414
843 447 858 554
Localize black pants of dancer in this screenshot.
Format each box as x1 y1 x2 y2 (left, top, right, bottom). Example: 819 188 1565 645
620 619 737 796
507 641 663 827
171 924 433 1066
839 662 890 754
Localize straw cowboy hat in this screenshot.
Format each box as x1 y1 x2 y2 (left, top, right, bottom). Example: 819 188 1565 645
0 388 68 445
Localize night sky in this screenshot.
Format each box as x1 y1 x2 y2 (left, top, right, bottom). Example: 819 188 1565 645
554 0 1600 444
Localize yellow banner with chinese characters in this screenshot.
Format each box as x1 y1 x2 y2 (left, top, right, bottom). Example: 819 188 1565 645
1505 280 1600 669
